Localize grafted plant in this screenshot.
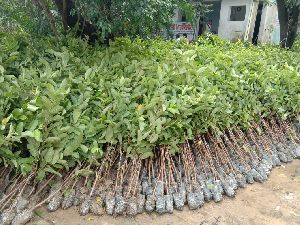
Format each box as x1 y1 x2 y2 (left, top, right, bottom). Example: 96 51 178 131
0 33 300 223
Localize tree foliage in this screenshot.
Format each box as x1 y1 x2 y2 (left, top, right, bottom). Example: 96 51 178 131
0 0 50 34
0 0 209 41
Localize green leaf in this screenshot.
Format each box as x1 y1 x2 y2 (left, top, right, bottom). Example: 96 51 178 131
80 144 89 153
44 148 54 164
27 104 39 112
73 109 81 123
1 116 11 125
45 137 61 143
140 151 154 159
168 107 179 115
105 125 114 142
76 169 94 177
149 133 159 143
22 130 42 142
44 166 62 177
52 150 60 165
0 65 4 75
84 67 93 79
32 129 42 142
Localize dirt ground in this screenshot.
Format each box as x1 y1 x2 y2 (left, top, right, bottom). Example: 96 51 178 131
28 160 300 225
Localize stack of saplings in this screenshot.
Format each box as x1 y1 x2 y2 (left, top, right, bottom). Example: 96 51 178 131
1 119 300 224
0 33 300 224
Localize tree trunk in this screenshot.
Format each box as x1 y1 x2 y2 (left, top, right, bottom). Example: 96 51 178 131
276 0 289 47
53 0 77 27
52 0 98 42
285 7 299 48
277 0 300 48
62 0 68 31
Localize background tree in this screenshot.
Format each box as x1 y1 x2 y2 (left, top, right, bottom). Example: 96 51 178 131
0 0 208 42
0 0 55 34
276 0 300 48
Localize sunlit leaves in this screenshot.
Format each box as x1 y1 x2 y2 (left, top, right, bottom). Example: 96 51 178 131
0 33 299 180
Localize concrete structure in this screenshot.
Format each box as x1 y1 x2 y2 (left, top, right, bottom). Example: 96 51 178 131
258 4 280 44
171 0 280 44
218 0 253 40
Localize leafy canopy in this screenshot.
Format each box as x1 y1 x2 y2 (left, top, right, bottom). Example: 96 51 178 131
0 0 209 39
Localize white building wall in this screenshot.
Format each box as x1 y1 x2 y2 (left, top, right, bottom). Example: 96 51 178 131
258 5 280 44
171 0 281 43
218 0 252 40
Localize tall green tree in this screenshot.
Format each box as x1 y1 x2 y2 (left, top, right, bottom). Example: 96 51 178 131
0 0 54 34
0 0 207 42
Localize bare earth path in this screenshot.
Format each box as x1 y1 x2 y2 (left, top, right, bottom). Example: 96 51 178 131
29 160 300 225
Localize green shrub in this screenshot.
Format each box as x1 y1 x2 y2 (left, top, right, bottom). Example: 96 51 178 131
0 32 299 179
